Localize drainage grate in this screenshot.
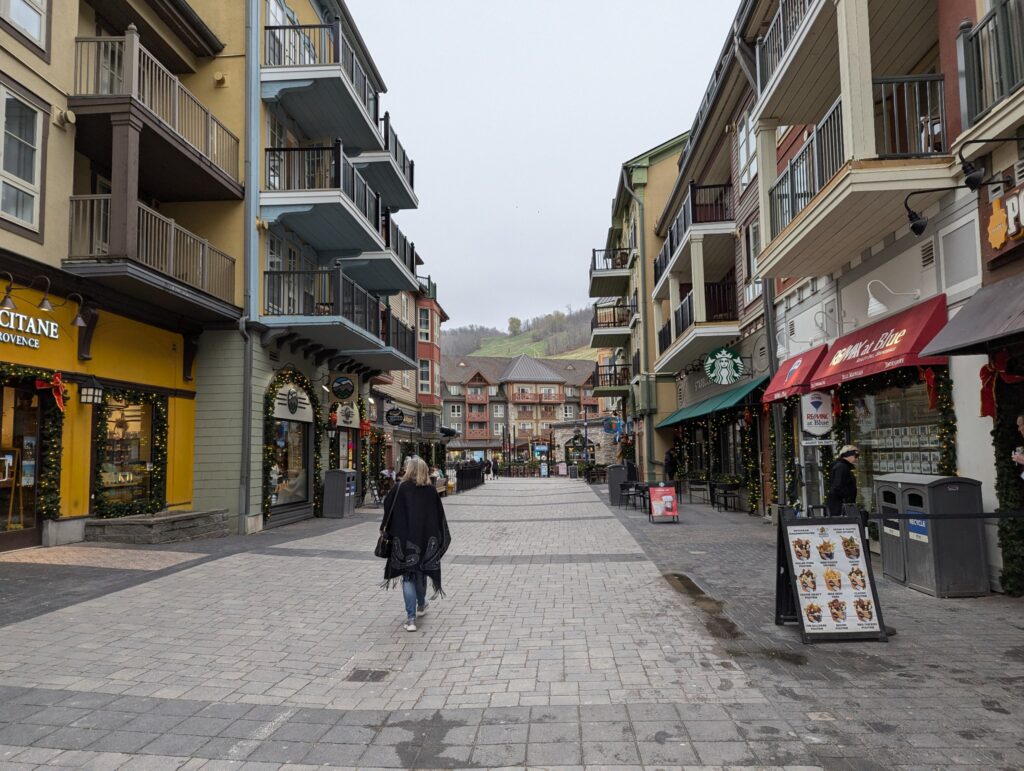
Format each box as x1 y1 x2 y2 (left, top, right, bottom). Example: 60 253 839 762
346 669 389 682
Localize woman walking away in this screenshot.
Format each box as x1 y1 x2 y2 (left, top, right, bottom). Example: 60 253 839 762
380 456 451 632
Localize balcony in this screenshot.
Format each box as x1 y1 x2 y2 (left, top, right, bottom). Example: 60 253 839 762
261 23 383 151
71 31 242 200
760 78 955 278
261 268 415 370
540 392 562 403
466 392 488 404
588 248 632 298
652 184 734 301
959 0 1024 137
593 364 631 396
465 428 490 441
590 300 634 348
511 391 540 404
66 195 238 320
351 112 417 210
654 281 739 375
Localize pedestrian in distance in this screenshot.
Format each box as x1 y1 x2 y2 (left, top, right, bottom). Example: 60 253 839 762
663 447 677 484
484 457 492 479
827 445 859 518
379 455 451 632
492 458 500 479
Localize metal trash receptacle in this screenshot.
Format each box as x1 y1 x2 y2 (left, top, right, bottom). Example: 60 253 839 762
875 481 906 584
607 464 626 506
342 469 358 517
874 474 988 597
324 469 346 518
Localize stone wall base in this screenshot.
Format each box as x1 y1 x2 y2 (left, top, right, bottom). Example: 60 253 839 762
42 517 88 547
85 509 230 545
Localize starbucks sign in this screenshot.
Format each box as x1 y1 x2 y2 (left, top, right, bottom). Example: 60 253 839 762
703 347 745 386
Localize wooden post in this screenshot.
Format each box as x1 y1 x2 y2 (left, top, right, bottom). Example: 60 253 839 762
108 113 142 261
123 24 141 98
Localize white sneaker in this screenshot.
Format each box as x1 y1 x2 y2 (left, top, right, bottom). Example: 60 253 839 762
404 621 416 632
416 603 428 616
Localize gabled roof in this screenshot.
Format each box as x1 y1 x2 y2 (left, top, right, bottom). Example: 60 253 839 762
500 354 564 384
442 355 595 388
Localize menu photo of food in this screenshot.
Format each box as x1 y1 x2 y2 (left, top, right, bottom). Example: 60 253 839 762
786 522 881 635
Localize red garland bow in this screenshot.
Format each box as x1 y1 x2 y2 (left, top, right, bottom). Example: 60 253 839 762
980 350 1024 419
35 371 67 412
831 390 842 419
359 418 372 436
918 366 938 411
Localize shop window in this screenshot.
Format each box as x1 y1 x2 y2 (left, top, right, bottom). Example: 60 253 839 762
96 400 154 510
0 386 39 545
720 420 742 476
0 89 42 229
270 418 308 506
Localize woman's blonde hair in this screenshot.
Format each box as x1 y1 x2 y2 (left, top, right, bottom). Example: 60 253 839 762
402 455 431 486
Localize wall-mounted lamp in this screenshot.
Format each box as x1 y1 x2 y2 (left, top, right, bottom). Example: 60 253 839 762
79 375 104 405
903 186 970 236
0 273 14 310
957 136 1022 191
866 279 920 318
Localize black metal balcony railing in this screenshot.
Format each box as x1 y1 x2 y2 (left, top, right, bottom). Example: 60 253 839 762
385 312 417 361
631 350 640 380
381 211 418 276
654 183 733 285
959 0 1024 127
875 75 947 157
591 301 635 330
263 269 381 337
265 144 382 232
381 112 414 189
670 281 738 342
658 319 672 355
756 0 814 91
591 248 631 273
768 97 844 239
594 363 631 388
263 23 379 122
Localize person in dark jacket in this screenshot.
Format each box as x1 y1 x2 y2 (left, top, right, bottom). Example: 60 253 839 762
826 445 859 517
380 455 451 632
663 448 678 483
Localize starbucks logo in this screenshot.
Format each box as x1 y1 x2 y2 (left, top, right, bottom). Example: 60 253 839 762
704 347 745 386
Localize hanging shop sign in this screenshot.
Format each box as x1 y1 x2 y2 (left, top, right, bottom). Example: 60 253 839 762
273 385 313 422
385 407 405 426
0 309 60 350
335 401 360 429
780 516 887 644
328 373 357 404
982 169 1024 265
800 391 834 436
703 347 745 386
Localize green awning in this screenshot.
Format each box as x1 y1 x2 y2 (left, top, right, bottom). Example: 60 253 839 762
656 376 768 429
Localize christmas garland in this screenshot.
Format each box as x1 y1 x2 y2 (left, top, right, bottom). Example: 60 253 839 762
993 347 1024 595
92 388 168 519
262 369 324 518
0 365 63 520
741 419 760 512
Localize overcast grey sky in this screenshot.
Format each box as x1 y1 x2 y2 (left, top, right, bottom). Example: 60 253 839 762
346 0 738 331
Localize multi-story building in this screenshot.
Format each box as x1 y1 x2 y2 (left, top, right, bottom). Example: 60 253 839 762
442 354 601 461
0 0 247 551
589 134 688 482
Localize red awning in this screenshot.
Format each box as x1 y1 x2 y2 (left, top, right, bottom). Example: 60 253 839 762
808 294 948 390
762 344 829 403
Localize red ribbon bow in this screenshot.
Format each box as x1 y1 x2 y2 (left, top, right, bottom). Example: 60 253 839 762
35 371 67 412
980 350 1024 419
831 390 842 419
917 366 938 411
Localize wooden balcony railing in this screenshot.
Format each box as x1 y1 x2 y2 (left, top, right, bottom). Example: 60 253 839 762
68 195 235 303
511 391 540 403
73 30 240 181
594 363 631 388
465 392 488 404
263 23 379 122
654 183 734 285
540 393 562 403
959 0 1024 127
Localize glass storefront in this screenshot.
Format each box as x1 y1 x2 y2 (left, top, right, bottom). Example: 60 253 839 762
0 386 39 547
96 399 154 508
847 381 941 510
271 418 309 506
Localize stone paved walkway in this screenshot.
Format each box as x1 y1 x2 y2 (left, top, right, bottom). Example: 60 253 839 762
0 478 1020 769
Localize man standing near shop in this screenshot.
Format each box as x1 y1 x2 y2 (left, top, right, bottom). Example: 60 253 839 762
827 445 859 518
663 447 678 492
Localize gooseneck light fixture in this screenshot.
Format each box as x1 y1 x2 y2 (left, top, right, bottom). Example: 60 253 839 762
957 136 1023 191
866 279 920 318
0 272 15 310
34 276 53 312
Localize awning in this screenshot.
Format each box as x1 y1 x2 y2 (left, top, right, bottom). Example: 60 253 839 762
657 376 768 428
920 272 1024 356
762 344 829 403
809 294 948 390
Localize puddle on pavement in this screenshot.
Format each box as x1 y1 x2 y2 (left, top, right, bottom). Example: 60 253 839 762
663 572 807 666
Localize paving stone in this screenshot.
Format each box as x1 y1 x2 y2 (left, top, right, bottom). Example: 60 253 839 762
85 730 162 754
139 733 210 756
476 722 528 744
529 721 579 742
300 742 366 765
582 740 642 764
581 720 634 741
526 740 582 765
470 742 527 766
636 740 701 765
245 740 316 763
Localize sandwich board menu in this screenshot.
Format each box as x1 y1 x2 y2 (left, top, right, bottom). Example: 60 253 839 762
782 516 887 643
648 483 679 523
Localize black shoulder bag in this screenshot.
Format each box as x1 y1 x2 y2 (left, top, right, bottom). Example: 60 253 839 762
374 482 401 558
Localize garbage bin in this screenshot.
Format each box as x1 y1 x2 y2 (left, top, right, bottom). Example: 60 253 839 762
873 474 988 597
323 469 346 518
607 464 626 506
342 468 358 517
875 481 906 584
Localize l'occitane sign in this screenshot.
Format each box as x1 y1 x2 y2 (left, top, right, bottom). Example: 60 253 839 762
0 309 60 349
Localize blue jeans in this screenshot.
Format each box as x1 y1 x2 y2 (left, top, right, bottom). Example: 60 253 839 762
402 573 427 620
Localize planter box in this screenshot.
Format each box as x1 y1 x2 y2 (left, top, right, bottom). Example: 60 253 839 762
85 509 230 545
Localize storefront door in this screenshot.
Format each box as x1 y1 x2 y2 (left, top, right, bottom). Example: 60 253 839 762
0 385 41 552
